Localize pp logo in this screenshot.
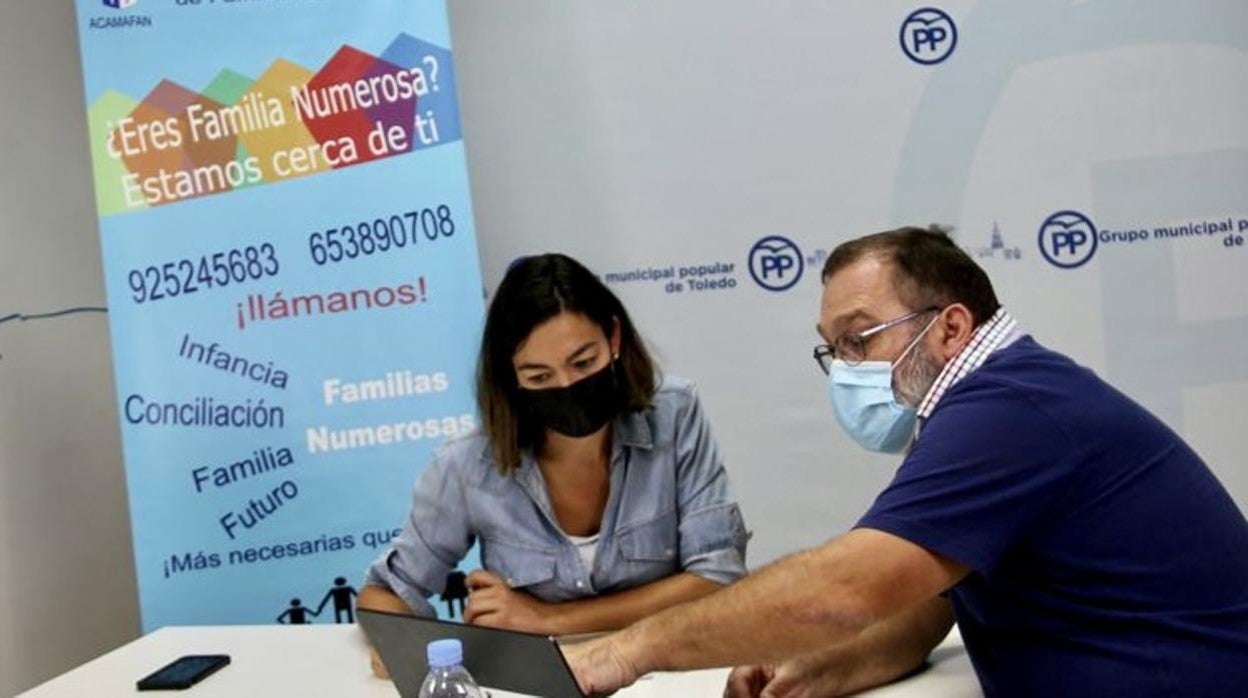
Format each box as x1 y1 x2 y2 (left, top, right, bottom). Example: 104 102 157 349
103 0 137 8
748 236 804 291
1038 210 1098 269
900 8 957 65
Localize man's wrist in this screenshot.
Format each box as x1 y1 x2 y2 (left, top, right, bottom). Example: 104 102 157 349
614 620 658 676
805 644 855 696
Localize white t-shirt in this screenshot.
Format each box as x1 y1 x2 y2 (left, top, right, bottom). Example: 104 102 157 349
565 532 600 575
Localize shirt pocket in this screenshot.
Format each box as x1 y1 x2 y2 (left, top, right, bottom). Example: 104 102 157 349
481 537 559 592
614 509 681 585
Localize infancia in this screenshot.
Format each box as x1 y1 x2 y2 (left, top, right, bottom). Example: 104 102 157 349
179 334 288 389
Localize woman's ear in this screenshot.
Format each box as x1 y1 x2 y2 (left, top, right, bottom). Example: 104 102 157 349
610 316 622 359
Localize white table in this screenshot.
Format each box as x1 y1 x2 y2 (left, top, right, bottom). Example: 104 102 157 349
19 623 980 697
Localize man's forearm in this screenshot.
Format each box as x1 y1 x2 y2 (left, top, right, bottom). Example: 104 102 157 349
613 529 965 675
802 596 955 695
621 545 873 672
548 572 722 635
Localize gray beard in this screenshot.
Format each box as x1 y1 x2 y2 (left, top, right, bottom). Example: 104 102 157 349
893 345 945 408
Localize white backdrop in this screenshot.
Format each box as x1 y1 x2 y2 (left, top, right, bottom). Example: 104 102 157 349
451 0 1248 566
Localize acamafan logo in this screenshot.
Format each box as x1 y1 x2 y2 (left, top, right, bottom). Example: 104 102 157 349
91 0 150 29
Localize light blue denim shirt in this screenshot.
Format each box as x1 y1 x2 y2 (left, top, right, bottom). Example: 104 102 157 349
364 375 749 617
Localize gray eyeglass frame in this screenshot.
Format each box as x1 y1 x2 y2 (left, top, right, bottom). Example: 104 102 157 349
813 306 940 373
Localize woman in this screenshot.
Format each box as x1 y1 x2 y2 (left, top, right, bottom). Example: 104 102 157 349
358 253 748 638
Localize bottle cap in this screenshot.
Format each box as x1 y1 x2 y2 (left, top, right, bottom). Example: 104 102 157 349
426 638 463 668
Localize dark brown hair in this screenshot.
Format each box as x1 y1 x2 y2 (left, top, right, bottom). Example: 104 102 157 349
821 225 1001 326
476 253 657 472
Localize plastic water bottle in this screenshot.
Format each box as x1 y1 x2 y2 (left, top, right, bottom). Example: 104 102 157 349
418 638 485 698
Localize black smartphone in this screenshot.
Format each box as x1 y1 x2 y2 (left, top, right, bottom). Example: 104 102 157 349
136 654 231 690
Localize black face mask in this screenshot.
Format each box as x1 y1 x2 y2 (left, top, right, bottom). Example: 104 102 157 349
520 361 621 438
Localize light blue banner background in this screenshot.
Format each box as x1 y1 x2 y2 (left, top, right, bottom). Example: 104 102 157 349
74 0 483 630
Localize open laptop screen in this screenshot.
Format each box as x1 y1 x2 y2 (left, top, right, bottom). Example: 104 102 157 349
357 609 585 698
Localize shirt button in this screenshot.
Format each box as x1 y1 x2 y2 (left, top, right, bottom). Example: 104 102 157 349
664 548 674 557
575 580 585 588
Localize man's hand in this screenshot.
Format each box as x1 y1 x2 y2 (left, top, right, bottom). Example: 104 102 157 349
723 664 775 697
723 652 850 698
562 634 642 695
464 570 556 634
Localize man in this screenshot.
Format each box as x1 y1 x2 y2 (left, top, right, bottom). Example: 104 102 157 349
566 226 1248 697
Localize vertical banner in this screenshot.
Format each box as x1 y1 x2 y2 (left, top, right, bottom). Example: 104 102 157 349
74 1 483 630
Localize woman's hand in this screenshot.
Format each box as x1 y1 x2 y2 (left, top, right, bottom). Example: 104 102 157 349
369 645 390 679
464 570 558 634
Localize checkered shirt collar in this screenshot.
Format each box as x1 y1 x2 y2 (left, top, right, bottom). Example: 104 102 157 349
915 308 1018 419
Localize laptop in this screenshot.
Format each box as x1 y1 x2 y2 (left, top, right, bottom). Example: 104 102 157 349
357 609 586 698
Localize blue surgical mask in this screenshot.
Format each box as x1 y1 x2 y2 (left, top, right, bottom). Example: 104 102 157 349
827 361 917 453
826 316 937 453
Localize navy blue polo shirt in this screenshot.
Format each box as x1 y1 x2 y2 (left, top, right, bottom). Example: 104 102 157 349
858 336 1248 697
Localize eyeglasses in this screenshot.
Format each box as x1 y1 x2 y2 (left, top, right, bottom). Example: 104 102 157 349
813 306 940 373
